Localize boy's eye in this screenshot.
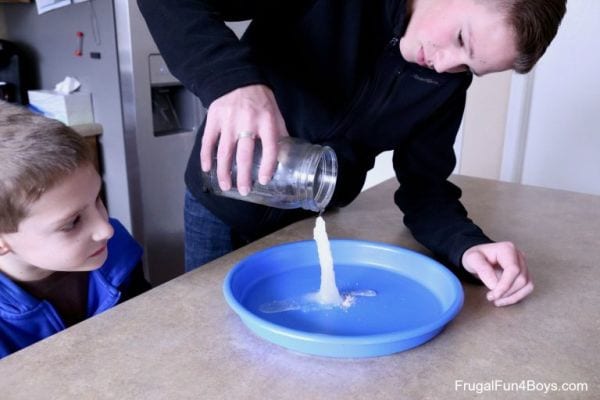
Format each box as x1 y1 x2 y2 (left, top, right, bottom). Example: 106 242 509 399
61 215 81 232
458 30 464 47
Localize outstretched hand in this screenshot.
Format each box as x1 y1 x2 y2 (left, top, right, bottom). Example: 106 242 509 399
462 242 533 307
200 84 288 195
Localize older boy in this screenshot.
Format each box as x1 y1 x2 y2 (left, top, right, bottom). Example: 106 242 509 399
138 0 566 306
0 102 149 358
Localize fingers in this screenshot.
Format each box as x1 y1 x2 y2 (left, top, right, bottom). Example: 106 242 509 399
258 121 283 185
493 281 534 307
215 126 236 191
200 112 220 172
199 85 287 193
463 243 534 307
464 250 500 291
492 250 533 307
255 89 287 185
488 245 531 303
235 133 256 195
487 245 521 301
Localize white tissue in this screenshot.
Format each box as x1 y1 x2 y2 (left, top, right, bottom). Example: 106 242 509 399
54 76 81 95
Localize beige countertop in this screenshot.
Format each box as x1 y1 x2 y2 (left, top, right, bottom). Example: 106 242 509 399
0 175 598 399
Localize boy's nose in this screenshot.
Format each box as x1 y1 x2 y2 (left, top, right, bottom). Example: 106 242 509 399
433 50 465 74
92 218 114 242
434 56 454 73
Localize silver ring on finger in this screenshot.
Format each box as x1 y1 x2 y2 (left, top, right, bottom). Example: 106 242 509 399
237 131 255 141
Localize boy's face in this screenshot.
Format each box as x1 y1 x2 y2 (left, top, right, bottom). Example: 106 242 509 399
0 164 114 280
400 0 518 76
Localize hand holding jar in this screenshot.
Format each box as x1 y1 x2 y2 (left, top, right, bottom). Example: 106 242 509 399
200 84 288 196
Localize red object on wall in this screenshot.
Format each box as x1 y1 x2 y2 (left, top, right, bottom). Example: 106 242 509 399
74 31 84 57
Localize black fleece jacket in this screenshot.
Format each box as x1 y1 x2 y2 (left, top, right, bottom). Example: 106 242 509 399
138 0 493 276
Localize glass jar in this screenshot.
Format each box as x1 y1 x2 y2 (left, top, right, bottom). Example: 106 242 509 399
202 137 337 212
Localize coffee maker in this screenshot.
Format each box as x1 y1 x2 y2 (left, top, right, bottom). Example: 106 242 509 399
0 39 26 104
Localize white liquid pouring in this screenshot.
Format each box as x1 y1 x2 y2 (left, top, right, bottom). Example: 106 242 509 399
258 216 376 314
312 215 343 305
259 216 377 314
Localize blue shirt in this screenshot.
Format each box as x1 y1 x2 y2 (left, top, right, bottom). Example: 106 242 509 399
0 219 143 359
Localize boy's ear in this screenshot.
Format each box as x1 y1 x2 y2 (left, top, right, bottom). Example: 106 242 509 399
0 237 11 255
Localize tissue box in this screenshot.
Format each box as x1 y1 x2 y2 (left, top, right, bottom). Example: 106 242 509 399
27 90 94 126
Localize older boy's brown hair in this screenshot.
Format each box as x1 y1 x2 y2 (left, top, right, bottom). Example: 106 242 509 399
492 0 567 73
0 101 93 233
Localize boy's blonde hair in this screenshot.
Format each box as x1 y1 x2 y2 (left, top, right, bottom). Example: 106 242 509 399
0 101 93 233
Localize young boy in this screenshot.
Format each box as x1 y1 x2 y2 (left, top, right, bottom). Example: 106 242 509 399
0 101 149 358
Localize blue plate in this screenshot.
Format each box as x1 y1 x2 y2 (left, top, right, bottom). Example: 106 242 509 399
223 239 463 358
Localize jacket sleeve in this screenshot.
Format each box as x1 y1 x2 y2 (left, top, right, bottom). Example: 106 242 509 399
137 0 268 106
393 83 492 278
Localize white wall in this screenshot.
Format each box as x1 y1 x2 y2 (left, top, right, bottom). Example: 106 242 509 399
460 72 512 179
363 151 394 190
503 0 600 196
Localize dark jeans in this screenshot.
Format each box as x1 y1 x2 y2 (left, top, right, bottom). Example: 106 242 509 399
184 188 316 271
183 190 234 272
